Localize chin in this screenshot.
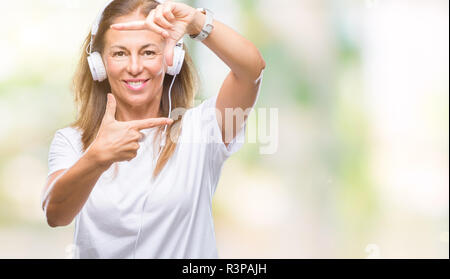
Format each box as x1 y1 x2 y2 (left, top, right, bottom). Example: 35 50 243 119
122 91 154 106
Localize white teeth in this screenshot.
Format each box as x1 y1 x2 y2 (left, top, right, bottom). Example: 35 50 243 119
129 82 143 86
127 81 145 88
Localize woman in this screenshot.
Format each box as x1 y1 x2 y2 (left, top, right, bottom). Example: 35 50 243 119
42 0 265 259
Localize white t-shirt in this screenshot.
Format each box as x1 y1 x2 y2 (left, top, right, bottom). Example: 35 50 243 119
47 94 248 259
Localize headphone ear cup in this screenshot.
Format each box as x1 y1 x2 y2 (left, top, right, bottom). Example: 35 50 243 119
87 52 107 82
166 46 185 76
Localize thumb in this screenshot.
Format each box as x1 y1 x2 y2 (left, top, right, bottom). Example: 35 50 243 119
164 39 176 67
104 93 117 121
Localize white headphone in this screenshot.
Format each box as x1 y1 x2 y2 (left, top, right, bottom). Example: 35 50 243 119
86 0 185 82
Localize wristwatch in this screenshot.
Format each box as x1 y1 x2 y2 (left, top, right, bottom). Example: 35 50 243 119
190 8 214 42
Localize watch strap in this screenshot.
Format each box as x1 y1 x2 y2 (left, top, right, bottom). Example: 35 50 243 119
190 8 214 42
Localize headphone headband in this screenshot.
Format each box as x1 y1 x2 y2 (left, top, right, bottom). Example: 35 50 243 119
92 0 114 37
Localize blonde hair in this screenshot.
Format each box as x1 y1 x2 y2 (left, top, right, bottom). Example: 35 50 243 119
71 0 198 178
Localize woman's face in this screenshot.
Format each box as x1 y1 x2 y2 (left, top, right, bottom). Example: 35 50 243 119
102 11 166 108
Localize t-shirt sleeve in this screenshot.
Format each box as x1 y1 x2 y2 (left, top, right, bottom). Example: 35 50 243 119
196 93 250 166
47 129 80 177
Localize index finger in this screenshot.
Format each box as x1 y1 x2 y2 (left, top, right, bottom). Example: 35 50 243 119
110 19 169 38
127 117 173 130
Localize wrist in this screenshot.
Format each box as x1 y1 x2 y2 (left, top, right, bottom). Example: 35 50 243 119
85 145 112 171
187 9 206 36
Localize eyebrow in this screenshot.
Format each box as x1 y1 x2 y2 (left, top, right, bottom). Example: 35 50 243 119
110 43 159 51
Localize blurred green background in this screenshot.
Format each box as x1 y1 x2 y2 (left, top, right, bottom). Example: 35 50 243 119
0 0 448 258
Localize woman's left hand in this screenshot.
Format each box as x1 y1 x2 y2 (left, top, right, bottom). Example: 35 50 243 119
110 1 200 66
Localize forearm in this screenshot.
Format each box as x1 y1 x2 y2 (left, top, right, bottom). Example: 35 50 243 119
43 149 110 227
190 11 266 81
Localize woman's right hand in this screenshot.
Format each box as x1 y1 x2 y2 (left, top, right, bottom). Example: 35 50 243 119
88 93 173 167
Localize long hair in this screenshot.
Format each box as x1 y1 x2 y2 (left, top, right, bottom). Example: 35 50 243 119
71 0 198 178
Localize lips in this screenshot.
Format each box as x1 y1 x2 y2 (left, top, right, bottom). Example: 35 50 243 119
123 79 150 91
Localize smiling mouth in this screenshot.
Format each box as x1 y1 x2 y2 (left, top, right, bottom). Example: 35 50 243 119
123 79 150 91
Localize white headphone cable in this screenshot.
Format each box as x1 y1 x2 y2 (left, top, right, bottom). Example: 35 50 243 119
133 73 176 259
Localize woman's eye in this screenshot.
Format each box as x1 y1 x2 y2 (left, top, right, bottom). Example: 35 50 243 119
144 50 155 56
113 51 125 57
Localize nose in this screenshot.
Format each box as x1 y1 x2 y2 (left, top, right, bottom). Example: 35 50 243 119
126 54 143 76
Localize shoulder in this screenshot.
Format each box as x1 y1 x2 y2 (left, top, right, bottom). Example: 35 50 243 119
50 126 83 154
53 126 82 143
47 126 83 176
55 126 82 138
